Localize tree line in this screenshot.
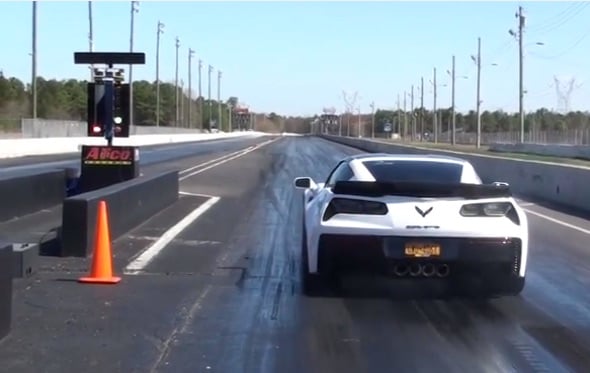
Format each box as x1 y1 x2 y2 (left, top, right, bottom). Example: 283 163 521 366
1 72 588 135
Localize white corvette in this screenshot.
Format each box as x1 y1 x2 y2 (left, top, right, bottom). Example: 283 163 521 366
294 153 528 298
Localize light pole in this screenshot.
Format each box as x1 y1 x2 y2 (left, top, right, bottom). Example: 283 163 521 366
446 57 468 146
175 36 180 127
207 64 213 129
371 103 376 138
129 1 139 129
88 1 93 79
155 20 165 127
217 70 222 131
31 1 37 119
471 37 482 148
188 48 195 128
198 59 203 129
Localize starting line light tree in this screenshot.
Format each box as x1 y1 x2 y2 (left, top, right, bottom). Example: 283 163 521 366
74 52 146 145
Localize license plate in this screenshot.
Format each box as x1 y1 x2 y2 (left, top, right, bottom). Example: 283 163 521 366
404 243 441 258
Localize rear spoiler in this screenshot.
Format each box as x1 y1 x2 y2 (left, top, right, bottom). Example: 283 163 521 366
332 181 512 199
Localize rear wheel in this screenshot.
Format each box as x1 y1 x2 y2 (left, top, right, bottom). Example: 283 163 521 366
458 275 525 299
301 221 337 297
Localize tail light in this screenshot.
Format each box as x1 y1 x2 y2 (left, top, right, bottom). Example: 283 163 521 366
460 202 520 225
323 198 388 221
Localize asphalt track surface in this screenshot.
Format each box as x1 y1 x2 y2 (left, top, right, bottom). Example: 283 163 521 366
2 135 590 373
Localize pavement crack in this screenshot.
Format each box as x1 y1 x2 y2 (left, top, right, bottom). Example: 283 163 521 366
148 284 212 373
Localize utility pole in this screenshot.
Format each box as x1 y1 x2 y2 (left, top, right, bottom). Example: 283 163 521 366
518 6 525 143
217 70 222 131
155 20 164 127
188 48 195 128
175 36 180 127
403 91 407 139
433 67 438 143
32 1 37 119
451 55 456 145
180 79 184 126
420 77 424 141
410 85 415 141
396 94 401 135
475 37 482 148
208 64 213 130
357 106 361 137
370 101 375 138
129 1 139 129
88 1 94 80
198 59 203 129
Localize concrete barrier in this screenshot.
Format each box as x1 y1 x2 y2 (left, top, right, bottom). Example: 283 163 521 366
60 170 179 257
0 169 66 223
0 131 267 159
321 135 590 214
489 142 590 160
0 242 12 341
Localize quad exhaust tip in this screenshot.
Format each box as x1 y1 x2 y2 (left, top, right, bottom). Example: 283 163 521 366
392 263 451 278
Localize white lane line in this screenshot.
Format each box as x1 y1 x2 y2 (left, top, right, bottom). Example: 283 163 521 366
519 202 535 207
124 196 221 275
179 190 217 198
178 138 277 181
178 148 249 175
523 208 590 235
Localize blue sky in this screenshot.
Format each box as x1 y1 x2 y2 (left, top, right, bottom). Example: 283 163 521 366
0 1 588 116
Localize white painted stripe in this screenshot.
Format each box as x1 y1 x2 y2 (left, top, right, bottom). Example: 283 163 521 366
124 196 221 274
524 208 590 235
179 191 217 198
179 148 248 175
178 138 277 181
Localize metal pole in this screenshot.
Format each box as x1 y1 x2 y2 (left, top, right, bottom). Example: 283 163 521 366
188 48 194 128
217 70 222 131
32 1 37 119
88 1 93 79
476 37 482 148
370 101 375 138
451 55 456 145
175 36 180 127
357 107 361 137
420 77 424 141
129 1 138 128
208 64 212 130
410 85 414 141
403 91 407 139
198 59 203 129
180 79 185 126
156 21 164 127
396 94 401 135
433 67 438 143
518 6 525 143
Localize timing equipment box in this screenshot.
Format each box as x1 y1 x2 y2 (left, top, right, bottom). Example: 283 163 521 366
78 145 140 193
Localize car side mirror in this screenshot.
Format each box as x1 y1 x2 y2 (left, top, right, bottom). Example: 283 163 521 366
294 177 316 189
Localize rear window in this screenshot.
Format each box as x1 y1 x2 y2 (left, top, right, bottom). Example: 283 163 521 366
362 160 464 183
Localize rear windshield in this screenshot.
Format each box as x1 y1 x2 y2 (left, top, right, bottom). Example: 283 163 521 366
362 160 464 183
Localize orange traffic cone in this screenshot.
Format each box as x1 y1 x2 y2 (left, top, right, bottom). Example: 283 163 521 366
79 200 121 284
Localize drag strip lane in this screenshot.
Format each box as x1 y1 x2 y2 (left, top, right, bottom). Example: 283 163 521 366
124 137 279 275
151 136 590 373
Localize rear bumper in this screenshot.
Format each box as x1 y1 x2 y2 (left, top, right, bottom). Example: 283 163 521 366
317 234 524 278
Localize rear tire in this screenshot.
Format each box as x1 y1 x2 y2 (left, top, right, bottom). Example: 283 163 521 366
301 221 336 297
461 276 526 299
